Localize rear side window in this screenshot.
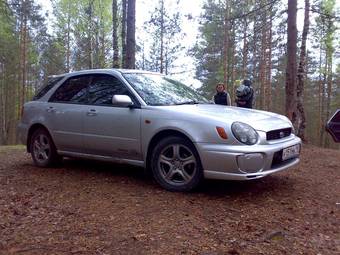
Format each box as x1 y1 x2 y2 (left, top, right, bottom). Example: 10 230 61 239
88 74 129 105
33 77 63 100
49 75 91 103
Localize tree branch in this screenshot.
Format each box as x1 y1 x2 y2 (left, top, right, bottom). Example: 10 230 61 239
229 0 280 21
310 6 340 22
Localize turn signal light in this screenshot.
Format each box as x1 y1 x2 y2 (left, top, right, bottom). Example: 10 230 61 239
216 126 228 139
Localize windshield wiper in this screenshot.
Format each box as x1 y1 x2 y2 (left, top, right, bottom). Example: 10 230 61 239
174 100 200 105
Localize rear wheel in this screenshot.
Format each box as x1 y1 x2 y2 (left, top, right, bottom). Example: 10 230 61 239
151 136 203 192
30 128 61 167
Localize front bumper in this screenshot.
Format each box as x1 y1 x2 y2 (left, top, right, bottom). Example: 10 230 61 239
195 136 301 181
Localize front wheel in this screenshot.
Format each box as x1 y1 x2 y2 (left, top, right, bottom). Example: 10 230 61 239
151 136 203 192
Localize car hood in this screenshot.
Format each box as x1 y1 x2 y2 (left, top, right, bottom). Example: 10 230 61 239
154 104 292 132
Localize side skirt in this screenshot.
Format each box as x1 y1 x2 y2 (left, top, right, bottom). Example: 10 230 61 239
58 150 145 168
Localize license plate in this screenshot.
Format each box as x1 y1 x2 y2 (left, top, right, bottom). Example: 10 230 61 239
282 144 300 161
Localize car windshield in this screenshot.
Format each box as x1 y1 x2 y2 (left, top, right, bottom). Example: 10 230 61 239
123 73 209 106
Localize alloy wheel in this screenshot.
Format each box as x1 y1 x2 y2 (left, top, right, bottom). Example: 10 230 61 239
158 143 197 186
32 133 51 165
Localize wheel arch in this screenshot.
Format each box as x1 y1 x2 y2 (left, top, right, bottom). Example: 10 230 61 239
26 123 52 153
145 129 198 171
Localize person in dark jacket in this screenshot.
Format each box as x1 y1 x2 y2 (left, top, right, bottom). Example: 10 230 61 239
235 79 254 108
213 83 231 106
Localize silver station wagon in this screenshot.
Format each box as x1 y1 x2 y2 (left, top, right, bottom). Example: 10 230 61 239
18 69 301 191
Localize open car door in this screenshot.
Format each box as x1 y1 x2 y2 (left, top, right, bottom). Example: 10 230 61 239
326 109 340 143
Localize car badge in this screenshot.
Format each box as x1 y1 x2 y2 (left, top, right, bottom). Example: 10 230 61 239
279 131 285 138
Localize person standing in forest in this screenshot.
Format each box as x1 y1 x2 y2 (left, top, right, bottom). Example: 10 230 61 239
213 83 231 106
235 79 254 109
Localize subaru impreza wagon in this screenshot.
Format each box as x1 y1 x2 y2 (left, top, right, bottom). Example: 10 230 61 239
18 69 301 191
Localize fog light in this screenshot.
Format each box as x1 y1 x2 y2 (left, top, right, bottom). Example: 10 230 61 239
237 153 264 173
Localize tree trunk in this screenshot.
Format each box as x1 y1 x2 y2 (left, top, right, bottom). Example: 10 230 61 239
295 0 309 141
121 0 127 68
285 0 297 122
160 0 165 74
3 69 9 144
242 18 248 77
259 3 267 110
18 1 24 120
141 42 145 69
265 9 273 111
318 46 322 146
112 0 119 68
325 49 333 147
0 63 5 144
18 1 27 120
223 0 230 86
66 1 71 72
97 0 104 68
251 7 258 107
125 0 136 69
320 54 327 146
88 0 94 69
165 45 168 75
230 23 236 104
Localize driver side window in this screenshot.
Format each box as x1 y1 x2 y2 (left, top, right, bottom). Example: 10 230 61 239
88 74 130 106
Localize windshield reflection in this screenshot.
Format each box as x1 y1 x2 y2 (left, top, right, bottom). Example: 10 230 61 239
123 73 209 106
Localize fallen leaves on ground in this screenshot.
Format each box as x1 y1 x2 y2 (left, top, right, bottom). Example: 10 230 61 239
0 145 339 254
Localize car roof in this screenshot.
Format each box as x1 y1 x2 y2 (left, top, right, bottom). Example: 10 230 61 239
50 69 160 77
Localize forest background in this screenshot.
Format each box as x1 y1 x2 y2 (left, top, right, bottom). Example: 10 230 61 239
0 0 339 148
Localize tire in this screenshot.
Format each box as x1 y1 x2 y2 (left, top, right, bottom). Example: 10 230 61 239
151 136 203 192
29 128 61 167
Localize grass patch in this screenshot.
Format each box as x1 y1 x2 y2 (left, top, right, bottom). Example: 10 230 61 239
0 144 26 153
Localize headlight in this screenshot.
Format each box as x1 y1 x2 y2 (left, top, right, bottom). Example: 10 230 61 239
231 122 258 145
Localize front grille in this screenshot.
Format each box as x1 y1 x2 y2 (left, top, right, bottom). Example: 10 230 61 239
266 128 292 141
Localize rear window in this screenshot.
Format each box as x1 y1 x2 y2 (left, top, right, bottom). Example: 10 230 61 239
33 76 64 100
49 75 91 103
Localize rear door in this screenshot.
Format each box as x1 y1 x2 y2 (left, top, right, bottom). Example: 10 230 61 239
83 74 142 160
46 75 91 153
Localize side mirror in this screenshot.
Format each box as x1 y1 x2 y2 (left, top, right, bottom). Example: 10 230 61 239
112 95 133 107
326 109 340 143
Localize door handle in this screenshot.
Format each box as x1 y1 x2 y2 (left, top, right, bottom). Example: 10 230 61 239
46 106 56 113
86 109 97 116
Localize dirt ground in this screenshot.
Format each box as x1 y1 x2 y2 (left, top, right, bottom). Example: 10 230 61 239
0 145 339 255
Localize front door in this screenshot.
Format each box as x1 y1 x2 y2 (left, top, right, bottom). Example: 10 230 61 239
82 74 142 160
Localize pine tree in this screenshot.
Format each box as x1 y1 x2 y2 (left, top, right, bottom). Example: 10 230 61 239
112 0 119 67
125 0 136 68
294 0 310 141
285 0 297 121
145 0 183 74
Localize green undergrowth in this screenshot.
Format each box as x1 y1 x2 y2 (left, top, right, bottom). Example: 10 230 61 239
0 145 25 153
